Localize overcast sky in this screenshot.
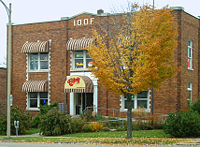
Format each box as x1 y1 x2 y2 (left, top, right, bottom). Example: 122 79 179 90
0 0 200 66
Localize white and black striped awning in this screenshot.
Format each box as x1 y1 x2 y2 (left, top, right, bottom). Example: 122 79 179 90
21 40 49 53
22 80 48 92
66 38 95 51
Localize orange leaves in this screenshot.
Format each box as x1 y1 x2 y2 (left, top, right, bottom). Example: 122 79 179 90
87 4 178 96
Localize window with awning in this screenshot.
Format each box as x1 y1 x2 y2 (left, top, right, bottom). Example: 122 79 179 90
65 75 93 93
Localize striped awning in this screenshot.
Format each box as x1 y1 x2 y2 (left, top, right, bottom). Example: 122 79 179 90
21 40 49 53
22 80 48 92
65 75 94 93
66 38 95 51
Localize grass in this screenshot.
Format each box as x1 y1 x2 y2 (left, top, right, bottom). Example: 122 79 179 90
0 129 180 145
0 136 182 145
64 130 171 138
25 129 40 135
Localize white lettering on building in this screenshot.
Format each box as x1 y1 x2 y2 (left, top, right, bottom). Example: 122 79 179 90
74 18 95 26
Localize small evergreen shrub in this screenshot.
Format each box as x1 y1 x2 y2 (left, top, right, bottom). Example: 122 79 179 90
11 106 32 135
70 117 86 133
32 102 58 128
82 124 93 132
191 98 200 114
39 108 71 136
0 106 32 135
0 115 6 135
164 110 200 137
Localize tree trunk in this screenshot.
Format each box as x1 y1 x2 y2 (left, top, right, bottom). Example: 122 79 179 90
126 93 132 138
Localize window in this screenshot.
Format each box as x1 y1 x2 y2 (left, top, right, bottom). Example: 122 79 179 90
187 82 192 104
28 92 48 109
122 91 149 110
188 40 192 69
29 53 48 71
72 51 92 69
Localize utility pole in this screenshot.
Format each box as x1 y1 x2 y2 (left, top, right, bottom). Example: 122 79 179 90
153 0 155 9
0 0 12 138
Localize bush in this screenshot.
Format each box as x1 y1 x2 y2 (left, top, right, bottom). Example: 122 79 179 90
89 122 104 132
70 117 86 133
32 102 58 128
164 110 200 137
0 115 6 135
0 106 32 135
191 98 200 114
39 108 71 136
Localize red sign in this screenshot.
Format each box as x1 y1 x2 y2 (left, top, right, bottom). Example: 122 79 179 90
67 77 80 86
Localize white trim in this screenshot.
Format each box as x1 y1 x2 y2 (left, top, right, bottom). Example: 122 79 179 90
70 92 75 115
93 79 98 113
68 72 98 115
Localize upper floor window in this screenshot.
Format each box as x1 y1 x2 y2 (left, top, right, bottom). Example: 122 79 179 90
28 92 48 109
188 40 192 70
121 91 150 111
72 51 92 70
29 53 48 71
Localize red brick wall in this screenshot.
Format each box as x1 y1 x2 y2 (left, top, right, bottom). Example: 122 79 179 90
11 10 200 116
0 68 6 115
12 20 68 113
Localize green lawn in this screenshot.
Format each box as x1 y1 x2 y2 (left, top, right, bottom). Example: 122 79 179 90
0 130 184 145
64 130 171 138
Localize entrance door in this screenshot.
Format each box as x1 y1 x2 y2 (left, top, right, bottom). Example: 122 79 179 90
74 93 93 115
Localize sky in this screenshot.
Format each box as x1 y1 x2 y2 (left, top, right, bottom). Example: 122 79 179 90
0 0 200 67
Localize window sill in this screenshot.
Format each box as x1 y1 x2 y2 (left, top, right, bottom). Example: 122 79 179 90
26 108 40 111
188 68 194 71
28 70 49 73
70 68 91 72
120 108 151 113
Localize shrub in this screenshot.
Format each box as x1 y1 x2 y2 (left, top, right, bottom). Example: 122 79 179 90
39 108 71 136
191 98 200 114
70 117 86 133
32 101 58 128
11 106 32 135
164 110 200 137
89 122 104 132
0 106 32 135
0 115 6 135
40 101 58 115
82 124 93 132
80 111 94 122
32 114 41 128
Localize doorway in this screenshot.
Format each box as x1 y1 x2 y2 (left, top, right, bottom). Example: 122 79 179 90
74 93 93 115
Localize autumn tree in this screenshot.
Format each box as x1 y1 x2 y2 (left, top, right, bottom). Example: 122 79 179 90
88 4 178 138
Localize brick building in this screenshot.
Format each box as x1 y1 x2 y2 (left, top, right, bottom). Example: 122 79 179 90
0 67 6 115
11 7 200 116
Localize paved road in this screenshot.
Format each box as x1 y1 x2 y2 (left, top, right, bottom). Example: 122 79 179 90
0 142 200 147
